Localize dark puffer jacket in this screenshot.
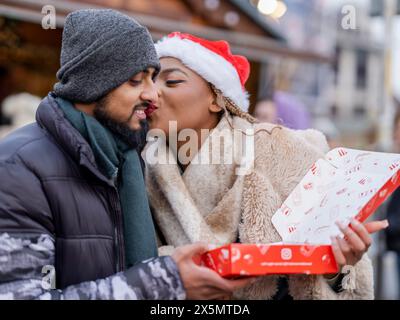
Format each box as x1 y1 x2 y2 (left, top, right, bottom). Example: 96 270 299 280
0 93 185 299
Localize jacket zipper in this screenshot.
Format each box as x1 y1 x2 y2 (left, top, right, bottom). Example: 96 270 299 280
110 188 125 272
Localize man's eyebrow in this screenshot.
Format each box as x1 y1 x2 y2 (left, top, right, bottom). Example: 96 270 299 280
142 69 153 75
137 68 159 78
159 68 188 77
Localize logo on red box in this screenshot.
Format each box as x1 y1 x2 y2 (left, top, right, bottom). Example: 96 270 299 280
281 248 292 260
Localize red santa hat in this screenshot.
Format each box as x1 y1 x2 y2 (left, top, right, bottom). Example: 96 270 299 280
155 32 250 111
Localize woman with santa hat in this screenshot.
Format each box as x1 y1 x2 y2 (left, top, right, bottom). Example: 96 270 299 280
143 32 384 299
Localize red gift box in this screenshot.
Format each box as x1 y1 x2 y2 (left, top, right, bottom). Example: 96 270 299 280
200 243 338 277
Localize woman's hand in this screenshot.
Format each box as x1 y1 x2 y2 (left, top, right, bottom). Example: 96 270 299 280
330 218 389 268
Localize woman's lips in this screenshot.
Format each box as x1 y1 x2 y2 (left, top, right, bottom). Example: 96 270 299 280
145 104 158 117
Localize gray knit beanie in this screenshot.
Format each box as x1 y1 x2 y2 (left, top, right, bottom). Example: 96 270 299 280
54 9 160 103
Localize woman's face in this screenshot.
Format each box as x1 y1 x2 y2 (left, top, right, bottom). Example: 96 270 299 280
148 57 221 135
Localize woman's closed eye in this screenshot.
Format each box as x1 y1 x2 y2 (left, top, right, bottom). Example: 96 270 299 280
166 80 185 86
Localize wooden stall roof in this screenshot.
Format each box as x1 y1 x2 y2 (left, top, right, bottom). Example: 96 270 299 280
0 0 333 64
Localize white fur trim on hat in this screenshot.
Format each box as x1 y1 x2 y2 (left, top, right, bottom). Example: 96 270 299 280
155 36 249 111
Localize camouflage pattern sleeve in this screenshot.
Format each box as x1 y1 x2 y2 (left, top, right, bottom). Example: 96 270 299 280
0 233 186 300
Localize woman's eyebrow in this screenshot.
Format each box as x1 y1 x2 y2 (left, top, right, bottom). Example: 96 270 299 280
159 68 188 77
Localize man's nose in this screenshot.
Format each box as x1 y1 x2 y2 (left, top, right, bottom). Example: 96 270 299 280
141 81 158 104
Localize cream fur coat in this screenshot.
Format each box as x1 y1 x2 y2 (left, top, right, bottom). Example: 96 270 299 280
143 115 374 300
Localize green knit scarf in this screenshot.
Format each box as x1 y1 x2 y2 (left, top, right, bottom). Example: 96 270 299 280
56 97 158 268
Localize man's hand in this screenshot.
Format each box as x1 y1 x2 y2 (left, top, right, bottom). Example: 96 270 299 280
172 243 255 300
330 218 389 268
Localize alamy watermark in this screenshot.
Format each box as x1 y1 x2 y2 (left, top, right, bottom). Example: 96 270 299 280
41 4 357 31
143 121 255 176
341 5 357 30
41 265 56 290
41 5 56 29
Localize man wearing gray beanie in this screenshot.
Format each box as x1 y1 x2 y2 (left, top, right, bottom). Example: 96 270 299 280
54 9 160 103
0 9 252 300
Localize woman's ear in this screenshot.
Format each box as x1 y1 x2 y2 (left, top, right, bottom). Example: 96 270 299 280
209 91 223 114
209 101 223 113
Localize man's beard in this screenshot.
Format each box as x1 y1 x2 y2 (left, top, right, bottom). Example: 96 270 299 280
93 95 148 151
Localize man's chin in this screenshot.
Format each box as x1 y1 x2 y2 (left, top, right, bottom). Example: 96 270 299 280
93 99 148 150
129 121 143 131
114 120 148 150
96 115 148 149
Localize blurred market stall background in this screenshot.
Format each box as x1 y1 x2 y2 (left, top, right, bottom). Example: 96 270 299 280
0 0 399 299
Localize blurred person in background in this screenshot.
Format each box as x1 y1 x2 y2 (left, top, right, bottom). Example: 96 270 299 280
273 91 311 130
254 86 311 130
254 83 278 123
0 93 41 139
254 98 278 124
